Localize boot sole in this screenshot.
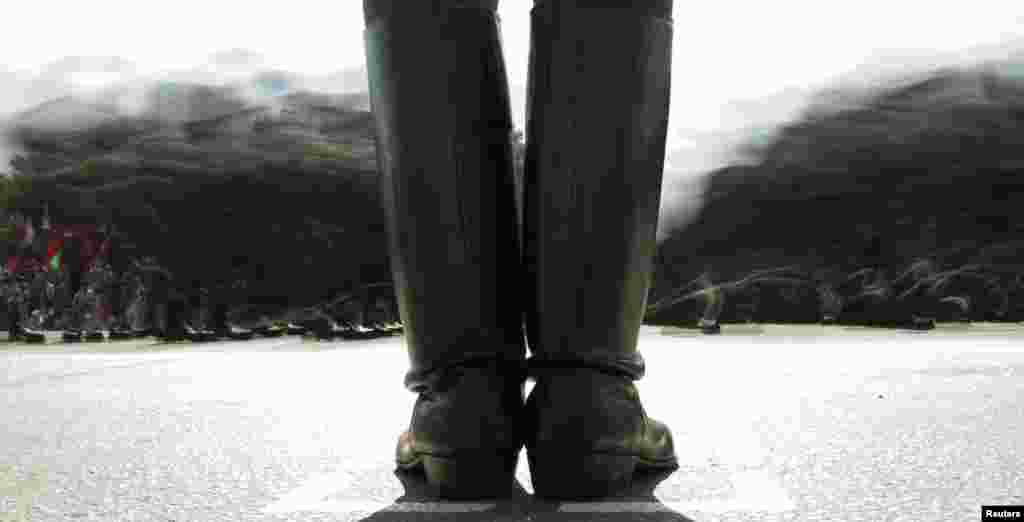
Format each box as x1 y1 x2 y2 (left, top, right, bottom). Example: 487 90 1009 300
527 451 678 500
397 452 518 499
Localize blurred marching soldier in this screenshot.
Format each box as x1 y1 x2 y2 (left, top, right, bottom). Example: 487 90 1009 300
183 286 217 341
124 275 153 336
43 272 58 329
64 237 85 302
52 234 85 339
164 283 188 341
29 270 48 322
888 260 938 330
209 284 231 338
695 272 723 334
135 258 178 340
186 282 205 327
816 281 843 324
16 279 30 325
100 226 134 337
4 275 21 340
78 286 106 341
105 271 133 340
4 275 45 343
3 216 46 342
212 275 255 340
41 223 99 337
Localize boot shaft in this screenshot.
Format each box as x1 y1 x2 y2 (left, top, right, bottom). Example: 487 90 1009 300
365 0 527 386
523 1 673 377
364 0 675 383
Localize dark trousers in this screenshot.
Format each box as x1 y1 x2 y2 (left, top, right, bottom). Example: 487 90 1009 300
69 271 83 298
365 0 673 387
165 298 186 333
7 300 20 336
211 302 229 331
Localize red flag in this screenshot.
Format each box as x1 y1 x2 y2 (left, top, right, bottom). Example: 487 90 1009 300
44 223 101 273
47 236 65 273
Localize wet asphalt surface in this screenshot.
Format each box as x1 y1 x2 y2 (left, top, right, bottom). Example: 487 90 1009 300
2 323 1023 521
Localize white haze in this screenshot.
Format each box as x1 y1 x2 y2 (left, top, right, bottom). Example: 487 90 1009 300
1 0 1022 235
0 52 370 173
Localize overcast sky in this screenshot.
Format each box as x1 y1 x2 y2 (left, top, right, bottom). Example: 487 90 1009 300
3 0 1022 138
1 0 1022 234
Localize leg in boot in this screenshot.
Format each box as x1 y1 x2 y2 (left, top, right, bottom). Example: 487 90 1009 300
521 0 678 499
210 295 230 337
163 295 184 341
7 296 22 341
364 0 527 499
64 267 85 335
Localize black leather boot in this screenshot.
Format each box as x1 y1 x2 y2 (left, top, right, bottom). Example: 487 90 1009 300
62 329 83 343
396 359 526 499
364 0 527 499
521 0 678 499
17 326 46 344
158 296 187 342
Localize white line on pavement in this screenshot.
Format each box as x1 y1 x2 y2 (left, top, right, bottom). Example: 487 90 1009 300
260 467 795 515
265 499 497 514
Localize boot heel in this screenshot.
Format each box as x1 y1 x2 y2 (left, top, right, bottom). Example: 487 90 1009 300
421 453 516 499
527 452 637 499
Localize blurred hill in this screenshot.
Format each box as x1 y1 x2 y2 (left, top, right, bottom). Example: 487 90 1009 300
651 61 1024 315
7 54 1024 325
1 82 388 315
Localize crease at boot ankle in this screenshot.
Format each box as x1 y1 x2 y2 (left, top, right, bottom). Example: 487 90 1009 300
405 355 527 393
526 354 645 381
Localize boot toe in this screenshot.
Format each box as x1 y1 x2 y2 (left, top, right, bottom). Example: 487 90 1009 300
394 430 421 469
637 416 678 469
394 429 520 499
395 363 525 499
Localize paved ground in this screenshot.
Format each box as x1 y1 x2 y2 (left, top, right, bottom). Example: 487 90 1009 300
1 323 1023 521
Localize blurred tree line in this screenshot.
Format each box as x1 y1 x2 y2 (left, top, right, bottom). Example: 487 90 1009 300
0 96 531 319
1 104 392 316
651 65 1024 319
6 61 1022 325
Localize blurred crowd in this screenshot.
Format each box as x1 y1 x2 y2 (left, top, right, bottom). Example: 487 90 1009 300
647 260 1024 333
2 246 403 344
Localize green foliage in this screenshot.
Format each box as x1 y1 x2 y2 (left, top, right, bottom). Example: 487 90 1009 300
304 143 354 161
0 223 15 242
0 174 33 212
79 159 100 177
2 93 390 314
